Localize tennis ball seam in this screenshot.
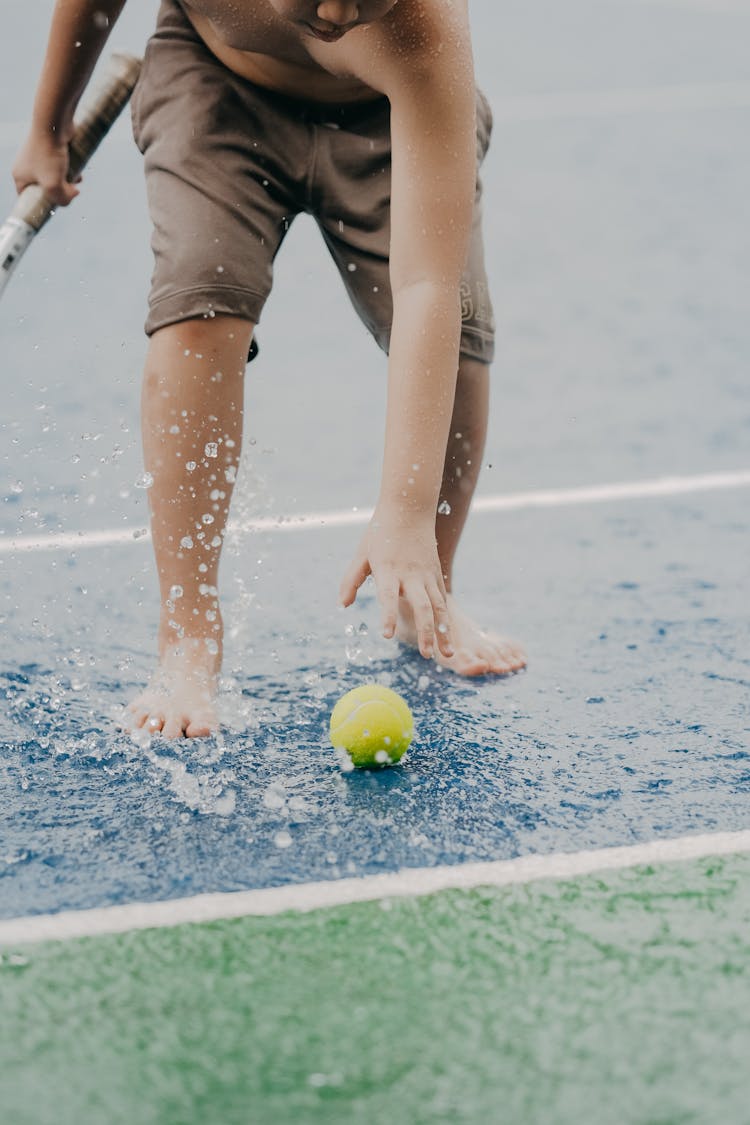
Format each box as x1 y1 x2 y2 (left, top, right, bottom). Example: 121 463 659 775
330 699 411 740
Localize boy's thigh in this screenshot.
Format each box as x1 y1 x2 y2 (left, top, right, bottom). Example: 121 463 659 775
131 1 308 339
315 89 496 365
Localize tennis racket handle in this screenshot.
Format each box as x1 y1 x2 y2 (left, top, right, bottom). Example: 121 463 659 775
0 216 36 296
10 51 142 234
68 52 142 179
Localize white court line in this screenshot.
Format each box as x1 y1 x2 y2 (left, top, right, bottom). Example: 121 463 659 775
494 80 750 121
1 828 749 947
8 80 744 145
1 79 750 150
1 469 749 555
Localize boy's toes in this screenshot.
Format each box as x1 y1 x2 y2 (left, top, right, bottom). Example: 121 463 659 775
162 714 188 739
502 644 526 674
129 707 159 732
185 713 214 738
484 643 520 675
446 647 491 677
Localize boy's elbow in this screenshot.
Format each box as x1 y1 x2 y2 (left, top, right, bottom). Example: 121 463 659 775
390 276 463 324
390 255 471 302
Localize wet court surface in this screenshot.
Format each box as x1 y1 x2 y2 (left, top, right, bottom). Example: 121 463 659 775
1 486 748 919
1 0 749 1122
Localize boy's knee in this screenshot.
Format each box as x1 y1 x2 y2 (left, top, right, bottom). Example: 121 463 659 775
147 316 255 361
457 355 491 383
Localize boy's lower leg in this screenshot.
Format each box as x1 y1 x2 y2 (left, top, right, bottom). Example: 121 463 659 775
396 356 526 676
127 315 254 738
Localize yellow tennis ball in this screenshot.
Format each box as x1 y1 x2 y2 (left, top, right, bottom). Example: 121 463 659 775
329 684 414 769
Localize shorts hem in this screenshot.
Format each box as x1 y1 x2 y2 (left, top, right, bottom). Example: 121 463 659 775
459 326 495 365
372 326 495 366
145 286 267 337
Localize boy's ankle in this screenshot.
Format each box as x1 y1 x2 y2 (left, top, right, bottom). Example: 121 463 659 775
157 626 224 665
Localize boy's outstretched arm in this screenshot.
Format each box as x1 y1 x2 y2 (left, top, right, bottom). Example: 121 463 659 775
339 2 477 661
12 0 126 207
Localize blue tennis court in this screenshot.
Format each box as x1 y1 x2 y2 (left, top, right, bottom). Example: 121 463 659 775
2 1 750 1121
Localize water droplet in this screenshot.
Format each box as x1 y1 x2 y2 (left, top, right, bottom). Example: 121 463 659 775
135 472 153 490
169 585 184 600
274 830 293 849
263 785 286 810
204 442 218 459
438 500 451 515
185 461 197 472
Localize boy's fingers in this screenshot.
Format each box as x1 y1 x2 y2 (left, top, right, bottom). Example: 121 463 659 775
437 568 449 602
339 555 371 607
40 181 78 207
427 580 453 655
404 580 436 658
377 575 400 639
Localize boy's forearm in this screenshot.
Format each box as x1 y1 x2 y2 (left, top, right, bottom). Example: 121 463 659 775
31 0 127 136
378 280 462 517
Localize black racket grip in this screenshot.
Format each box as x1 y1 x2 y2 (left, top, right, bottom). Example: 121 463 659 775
67 51 142 180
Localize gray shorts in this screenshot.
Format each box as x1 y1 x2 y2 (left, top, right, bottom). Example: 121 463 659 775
131 0 496 363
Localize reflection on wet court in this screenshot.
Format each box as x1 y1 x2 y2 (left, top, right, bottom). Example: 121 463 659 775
1 0 750 1121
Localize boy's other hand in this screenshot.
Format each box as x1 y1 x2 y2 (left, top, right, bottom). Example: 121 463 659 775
12 130 80 207
339 507 454 661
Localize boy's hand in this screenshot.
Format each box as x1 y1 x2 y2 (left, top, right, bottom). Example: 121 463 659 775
12 129 80 207
339 507 454 661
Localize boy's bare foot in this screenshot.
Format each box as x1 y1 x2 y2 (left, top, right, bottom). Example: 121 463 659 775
126 638 220 739
395 593 526 677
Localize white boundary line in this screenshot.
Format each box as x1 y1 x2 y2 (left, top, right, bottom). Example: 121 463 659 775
2 80 750 147
1 469 749 555
2 829 749 947
494 80 750 121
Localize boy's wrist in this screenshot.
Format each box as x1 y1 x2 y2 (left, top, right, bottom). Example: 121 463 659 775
375 492 439 525
31 106 76 142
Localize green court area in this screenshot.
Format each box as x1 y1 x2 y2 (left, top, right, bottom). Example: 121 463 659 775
2 852 749 1125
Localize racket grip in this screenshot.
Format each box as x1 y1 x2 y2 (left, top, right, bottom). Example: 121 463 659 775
10 51 142 234
67 52 142 179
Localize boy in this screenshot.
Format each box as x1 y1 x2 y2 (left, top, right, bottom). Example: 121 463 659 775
13 0 526 739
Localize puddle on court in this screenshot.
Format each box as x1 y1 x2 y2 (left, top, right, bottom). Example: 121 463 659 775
1 490 749 919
